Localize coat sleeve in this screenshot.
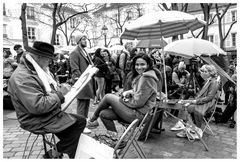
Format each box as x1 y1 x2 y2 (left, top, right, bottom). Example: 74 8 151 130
70 51 81 81
196 80 219 104
94 57 108 72
123 76 157 108
15 76 62 115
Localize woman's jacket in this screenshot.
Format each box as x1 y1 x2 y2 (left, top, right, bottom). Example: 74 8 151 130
120 70 160 115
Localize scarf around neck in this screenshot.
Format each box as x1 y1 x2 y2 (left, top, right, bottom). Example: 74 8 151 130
25 53 58 93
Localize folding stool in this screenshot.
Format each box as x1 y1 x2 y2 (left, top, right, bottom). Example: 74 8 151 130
22 130 61 159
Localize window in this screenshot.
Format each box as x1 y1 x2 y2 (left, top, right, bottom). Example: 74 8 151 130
27 27 36 40
207 35 214 43
3 3 6 15
209 13 216 24
115 28 121 36
27 6 35 19
70 18 76 28
55 34 60 45
231 10 237 22
231 33 236 47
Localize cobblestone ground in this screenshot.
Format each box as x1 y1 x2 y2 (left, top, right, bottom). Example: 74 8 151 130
3 99 237 159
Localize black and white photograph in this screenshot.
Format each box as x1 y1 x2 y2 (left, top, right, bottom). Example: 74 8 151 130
2 0 237 159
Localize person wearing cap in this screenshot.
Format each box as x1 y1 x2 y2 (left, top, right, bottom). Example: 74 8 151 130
8 41 86 158
13 44 24 63
69 34 96 133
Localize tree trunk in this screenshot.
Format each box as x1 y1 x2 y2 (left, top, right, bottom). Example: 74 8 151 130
51 3 58 45
201 4 211 40
20 3 28 48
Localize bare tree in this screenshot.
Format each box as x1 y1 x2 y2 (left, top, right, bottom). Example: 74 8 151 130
102 3 144 45
49 3 89 45
20 3 28 48
215 3 237 49
36 3 103 45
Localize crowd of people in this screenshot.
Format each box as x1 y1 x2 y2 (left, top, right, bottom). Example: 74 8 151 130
4 35 237 158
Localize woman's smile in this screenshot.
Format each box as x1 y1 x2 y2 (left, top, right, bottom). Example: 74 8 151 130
135 58 148 75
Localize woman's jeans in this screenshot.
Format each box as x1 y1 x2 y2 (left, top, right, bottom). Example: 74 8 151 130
93 94 143 132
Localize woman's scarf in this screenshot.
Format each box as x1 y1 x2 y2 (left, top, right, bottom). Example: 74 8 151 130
25 53 58 93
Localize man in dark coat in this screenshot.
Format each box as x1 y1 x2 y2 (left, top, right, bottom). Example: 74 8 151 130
8 41 86 159
69 34 96 133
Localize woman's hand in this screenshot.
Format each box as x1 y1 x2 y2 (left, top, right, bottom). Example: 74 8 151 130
122 90 133 97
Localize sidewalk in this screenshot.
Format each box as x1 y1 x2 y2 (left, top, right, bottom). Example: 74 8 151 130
3 99 237 159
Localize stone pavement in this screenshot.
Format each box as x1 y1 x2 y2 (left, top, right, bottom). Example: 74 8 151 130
3 99 237 159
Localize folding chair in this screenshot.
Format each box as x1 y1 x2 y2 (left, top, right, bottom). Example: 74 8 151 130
22 130 62 159
202 79 221 135
114 119 146 159
202 96 219 135
137 99 164 141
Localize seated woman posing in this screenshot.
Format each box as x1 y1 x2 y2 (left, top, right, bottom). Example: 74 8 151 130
87 53 161 138
171 64 219 138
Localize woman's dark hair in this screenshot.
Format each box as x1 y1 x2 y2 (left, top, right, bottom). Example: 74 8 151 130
131 52 154 80
93 48 103 60
102 49 111 61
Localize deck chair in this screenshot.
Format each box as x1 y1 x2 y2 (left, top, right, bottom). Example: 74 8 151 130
114 119 146 159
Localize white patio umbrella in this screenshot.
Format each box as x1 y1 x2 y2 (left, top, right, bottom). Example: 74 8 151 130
164 38 235 85
120 11 206 99
164 38 227 58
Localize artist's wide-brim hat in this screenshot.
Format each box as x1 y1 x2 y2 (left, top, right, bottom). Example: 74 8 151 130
25 41 56 59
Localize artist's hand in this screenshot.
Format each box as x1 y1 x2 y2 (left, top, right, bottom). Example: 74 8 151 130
58 83 71 96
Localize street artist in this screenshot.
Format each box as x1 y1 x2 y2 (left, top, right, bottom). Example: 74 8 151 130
8 41 86 158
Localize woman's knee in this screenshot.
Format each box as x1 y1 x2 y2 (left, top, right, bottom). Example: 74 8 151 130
99 110 107 119
103 93 116 101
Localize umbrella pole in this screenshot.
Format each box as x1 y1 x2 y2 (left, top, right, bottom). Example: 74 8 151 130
161 46 168 101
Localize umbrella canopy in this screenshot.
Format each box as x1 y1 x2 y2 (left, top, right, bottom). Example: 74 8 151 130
120 11 206 40
164 38 227 58
136 38 167 49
